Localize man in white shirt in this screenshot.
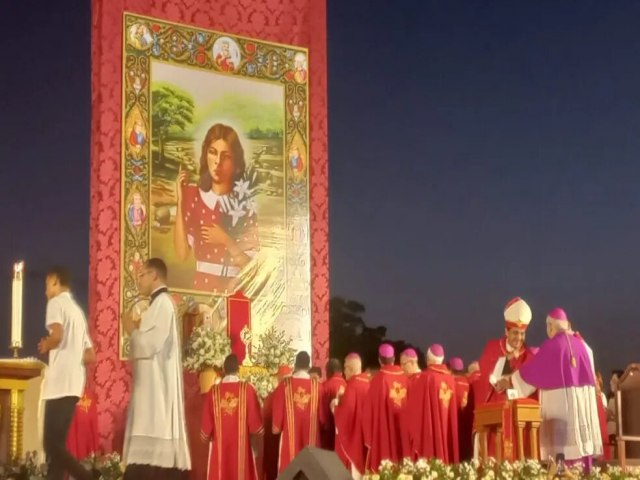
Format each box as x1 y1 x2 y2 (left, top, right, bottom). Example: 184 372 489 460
122 258 191 480
38 266 97 480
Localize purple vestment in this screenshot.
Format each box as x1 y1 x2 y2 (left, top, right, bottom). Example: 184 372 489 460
518 333 595 390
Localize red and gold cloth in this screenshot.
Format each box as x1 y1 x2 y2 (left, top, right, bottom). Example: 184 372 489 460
201 381 263 480
407 364 459 464
362 365 409 473
271 376 322 473
227 291 251 363
67 389 100 459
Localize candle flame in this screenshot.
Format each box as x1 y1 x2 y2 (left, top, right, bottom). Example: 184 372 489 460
13 261 24 275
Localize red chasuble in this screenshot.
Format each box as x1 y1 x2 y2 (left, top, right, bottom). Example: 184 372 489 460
466 371 482 438
477 337 536 457
467 370 482 401
477 337 536 404
334 373 370 474
66 389 100 460
321 373 347 450
362 365 409 473
201 381 264 480
271 376 322 473
407 364 459 464
454 375 473 461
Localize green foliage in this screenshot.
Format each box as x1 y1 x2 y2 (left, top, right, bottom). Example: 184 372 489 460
196 92 282 138
152 83 195 137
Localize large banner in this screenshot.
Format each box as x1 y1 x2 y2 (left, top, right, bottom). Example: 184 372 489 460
120 14 313 357
90 0 327 454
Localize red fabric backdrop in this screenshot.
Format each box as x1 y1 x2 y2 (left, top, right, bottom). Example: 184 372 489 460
89 0 329 464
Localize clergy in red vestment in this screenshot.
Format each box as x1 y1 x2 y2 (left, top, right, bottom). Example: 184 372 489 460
262 365 292 480
272 351 323 473
475 297 537 459
321 358 347 450
466 361 482 426
467 361 481 384
400 348 421 381
333 353 370 479
201 354 264 480
594 372 612 461
309 366 322 380
477 297 537 405
407 344 459 464
362 344 409 473
450 357 473 461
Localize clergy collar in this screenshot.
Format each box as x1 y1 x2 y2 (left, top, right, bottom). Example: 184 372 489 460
222 374 240 383
150 286 168 304
292 370 310 379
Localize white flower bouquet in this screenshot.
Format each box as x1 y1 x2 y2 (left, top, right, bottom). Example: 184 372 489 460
242 368 278 400
251 326 296 374
183 325 231 372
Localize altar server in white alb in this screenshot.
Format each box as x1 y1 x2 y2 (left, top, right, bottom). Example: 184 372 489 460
122 258 191 480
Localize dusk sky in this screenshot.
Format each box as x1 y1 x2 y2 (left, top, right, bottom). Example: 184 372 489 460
1 1 639 378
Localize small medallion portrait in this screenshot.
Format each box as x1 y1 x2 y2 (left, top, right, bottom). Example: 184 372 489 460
212 37 241 73
128 23 154 51
127 191 147 229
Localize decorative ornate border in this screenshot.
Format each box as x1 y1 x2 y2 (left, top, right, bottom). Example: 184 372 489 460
120 13 312 357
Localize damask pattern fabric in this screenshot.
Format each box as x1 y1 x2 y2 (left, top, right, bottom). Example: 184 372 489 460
90 4 328 480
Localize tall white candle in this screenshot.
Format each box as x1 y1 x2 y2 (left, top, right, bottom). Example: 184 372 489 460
11 261 24 349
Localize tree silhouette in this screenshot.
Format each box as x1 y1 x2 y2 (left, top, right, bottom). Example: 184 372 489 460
329 296 424 370
151 85 195 164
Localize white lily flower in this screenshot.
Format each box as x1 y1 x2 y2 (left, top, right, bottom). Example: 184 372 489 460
234 179 251 200
228 197 246 227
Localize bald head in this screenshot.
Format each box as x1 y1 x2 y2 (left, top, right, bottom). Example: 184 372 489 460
546 317 571 338
468 361 480 374
400 351 420 375
344 353 362 380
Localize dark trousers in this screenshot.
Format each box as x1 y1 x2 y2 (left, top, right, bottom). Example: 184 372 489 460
123 465 188 480
43 396 93 480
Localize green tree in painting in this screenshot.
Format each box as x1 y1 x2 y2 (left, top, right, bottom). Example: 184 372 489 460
196 93 283 140
151 84 195 163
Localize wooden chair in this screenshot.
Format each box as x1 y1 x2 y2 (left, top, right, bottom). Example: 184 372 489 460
616 363 640 470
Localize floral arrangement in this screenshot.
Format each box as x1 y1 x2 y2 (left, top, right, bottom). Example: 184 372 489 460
362 458 640 480
81 452 124 480
250 326 296 374
183 324 231 372
241 366 277 400
0 451 123 480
